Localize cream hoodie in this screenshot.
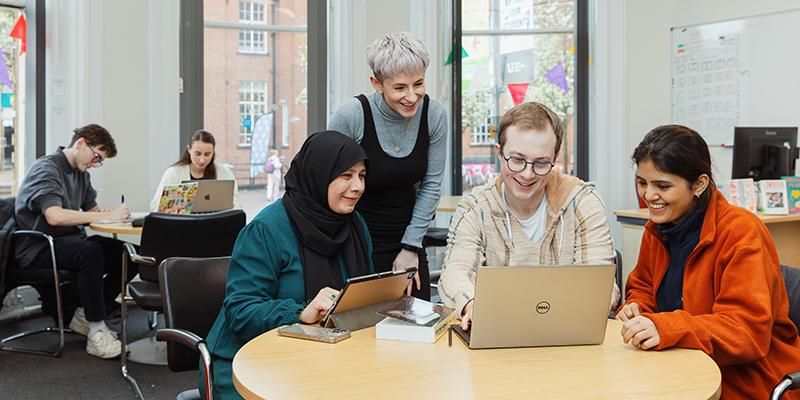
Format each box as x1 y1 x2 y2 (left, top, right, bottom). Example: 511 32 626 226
438 171 619 315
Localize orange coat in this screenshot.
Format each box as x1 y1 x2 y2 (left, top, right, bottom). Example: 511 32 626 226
624 189 800 399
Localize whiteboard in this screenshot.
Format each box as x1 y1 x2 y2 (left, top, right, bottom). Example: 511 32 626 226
671 10 800 146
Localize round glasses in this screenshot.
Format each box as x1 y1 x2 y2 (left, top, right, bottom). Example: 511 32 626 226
501 153 554 176
88 145 104 167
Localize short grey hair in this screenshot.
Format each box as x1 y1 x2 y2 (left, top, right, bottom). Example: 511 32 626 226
366 32 430 82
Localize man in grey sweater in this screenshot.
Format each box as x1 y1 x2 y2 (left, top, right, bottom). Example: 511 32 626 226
15 124 133 359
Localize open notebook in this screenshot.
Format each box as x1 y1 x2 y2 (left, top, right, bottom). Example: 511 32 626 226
157 182 198 214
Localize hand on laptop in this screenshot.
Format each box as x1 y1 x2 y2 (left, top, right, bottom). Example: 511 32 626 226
620 315 660 350
299 287 340 324
616 302 642 322
392 249 421 295
460 299 475 331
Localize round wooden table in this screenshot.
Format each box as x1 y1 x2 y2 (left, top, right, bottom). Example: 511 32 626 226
232 319 721 399
88 221 143 237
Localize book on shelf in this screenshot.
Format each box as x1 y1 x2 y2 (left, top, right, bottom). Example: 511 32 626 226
718 178 757 213
758 179 789 215
782 176 800 214
375 296 456 343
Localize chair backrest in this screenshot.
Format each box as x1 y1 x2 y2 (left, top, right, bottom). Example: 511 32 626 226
137 209 245 282
781 264 800 331
159 256 230 372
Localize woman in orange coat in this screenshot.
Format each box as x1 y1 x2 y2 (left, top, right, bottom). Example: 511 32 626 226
618 124 800 399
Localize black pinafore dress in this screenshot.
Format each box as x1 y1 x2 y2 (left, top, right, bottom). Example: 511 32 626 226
355 94 431 300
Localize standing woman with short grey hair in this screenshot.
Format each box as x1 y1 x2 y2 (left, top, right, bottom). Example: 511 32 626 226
329 32 448 300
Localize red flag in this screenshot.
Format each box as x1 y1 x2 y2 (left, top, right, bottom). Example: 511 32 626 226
9 15 26 55
506 83 529 106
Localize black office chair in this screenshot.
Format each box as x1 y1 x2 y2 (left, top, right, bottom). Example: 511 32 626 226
771 265 800 399
781 264 800 330
120 209 244 398
0 196 80 357
0 231 78 356
424 227 449 301
157 256 230 400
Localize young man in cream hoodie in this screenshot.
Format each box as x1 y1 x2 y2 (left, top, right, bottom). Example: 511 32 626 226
438 102 620 330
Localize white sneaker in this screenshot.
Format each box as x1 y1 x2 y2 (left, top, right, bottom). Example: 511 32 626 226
86 326 122 359
68 307 90 336
69 308 118 339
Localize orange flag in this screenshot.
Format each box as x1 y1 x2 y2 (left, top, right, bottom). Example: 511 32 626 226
9 15 26 55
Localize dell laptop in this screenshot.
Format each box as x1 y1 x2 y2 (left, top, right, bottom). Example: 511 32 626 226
451 264 615 349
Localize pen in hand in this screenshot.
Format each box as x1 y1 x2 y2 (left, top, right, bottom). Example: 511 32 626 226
121 194 125 204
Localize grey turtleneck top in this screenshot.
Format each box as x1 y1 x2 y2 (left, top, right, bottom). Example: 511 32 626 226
328 91 448 248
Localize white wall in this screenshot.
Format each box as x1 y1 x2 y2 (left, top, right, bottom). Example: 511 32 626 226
328 0 410 115
620 0 800 207
43 0 179 212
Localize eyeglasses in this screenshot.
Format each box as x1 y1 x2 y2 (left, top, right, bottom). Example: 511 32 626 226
88 145 104 167
501 153 554 176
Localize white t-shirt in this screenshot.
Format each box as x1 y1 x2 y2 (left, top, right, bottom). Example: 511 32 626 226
517 194 549 242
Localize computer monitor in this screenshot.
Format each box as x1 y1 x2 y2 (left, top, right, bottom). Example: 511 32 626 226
731 127 798 181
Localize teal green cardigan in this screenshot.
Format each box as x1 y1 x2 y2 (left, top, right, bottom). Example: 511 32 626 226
202 200 373 399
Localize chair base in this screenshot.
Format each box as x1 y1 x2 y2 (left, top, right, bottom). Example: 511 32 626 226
176 388 201 400
127 335 168 365
0 327 77 357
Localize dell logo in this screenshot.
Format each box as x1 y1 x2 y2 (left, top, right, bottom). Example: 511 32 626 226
536 301 551 314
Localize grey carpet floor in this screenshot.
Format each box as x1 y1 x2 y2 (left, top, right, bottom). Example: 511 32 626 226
0 307 197 399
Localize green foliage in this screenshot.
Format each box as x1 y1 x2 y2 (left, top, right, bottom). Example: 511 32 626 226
459 0 575 129
462 88 491 131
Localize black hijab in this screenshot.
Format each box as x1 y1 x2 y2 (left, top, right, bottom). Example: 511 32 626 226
282 131 370 301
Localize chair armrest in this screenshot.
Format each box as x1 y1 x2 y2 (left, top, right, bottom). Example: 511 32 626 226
123 242 156 265
156 328 203 349
157 328 214 399
13 230 58 276
773 371 800 400
13 230 53 241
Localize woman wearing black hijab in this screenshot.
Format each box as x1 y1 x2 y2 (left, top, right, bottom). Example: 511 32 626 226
203 131 372 399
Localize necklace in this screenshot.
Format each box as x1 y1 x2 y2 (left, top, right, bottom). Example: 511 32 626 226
388 126 408 153
377 93 408 153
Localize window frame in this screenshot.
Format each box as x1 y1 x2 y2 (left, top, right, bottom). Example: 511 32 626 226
450 0 589 194
238 80 268 147
238 1 268 55
180 1 325 156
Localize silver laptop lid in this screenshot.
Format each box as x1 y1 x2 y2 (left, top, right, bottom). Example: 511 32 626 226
469 265 615 349
184 180 235 213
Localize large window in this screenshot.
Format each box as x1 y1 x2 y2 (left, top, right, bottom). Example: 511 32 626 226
0 6 26 197
457 0 577 193
238 1 267 54
238 80 267 145
203 0 308 191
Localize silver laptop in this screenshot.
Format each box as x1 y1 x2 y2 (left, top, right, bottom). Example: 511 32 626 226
452 264 615 349
182 179 235 213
